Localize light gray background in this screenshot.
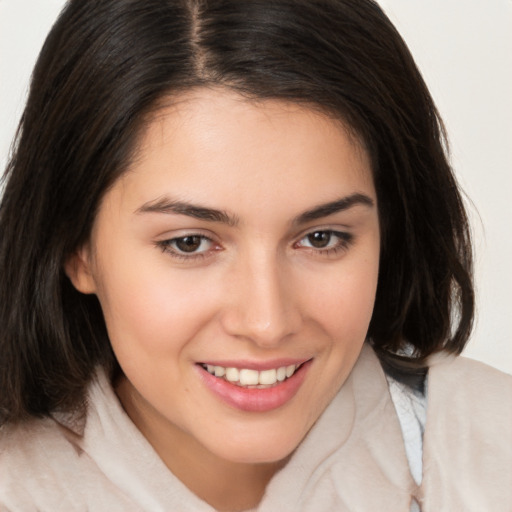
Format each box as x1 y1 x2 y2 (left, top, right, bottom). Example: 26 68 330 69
1 0 511 374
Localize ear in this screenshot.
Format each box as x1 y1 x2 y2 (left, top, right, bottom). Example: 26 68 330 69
64 245 97 294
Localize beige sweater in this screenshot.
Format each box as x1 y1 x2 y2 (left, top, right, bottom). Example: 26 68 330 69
1 344 511 511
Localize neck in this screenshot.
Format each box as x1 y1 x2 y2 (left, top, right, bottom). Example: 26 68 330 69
115 377 288 511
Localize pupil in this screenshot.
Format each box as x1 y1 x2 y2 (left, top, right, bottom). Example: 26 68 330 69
176 236 201 252
308 231 331 248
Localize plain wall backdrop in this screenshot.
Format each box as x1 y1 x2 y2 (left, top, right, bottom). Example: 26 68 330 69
1 0 511 374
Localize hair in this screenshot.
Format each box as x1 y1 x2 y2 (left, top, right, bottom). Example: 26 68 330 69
0 0 473 424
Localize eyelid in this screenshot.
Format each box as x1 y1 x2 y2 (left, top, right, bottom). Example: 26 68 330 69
155 232 222 261
293 223 353 241
154 226 354 261
293 228 354 256
154 226 218 240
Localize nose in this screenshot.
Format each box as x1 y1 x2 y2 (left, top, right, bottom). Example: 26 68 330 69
220 250 302 347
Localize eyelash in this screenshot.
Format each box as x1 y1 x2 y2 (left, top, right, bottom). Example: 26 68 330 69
156 229 354 261
295 230 354 256
156 234 217 261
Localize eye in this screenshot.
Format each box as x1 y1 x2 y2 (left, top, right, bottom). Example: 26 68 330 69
296 230 353 255
302 231 335 249
173 235 210 253
157 234 217 259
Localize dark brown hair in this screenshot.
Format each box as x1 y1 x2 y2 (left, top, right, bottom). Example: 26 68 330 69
0 0 473 424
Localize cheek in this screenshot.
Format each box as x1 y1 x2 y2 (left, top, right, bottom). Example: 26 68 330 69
296 256 379 426
309 256 379 339
93 256 220 360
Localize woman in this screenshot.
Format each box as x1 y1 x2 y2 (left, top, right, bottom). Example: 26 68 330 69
0 0 510 510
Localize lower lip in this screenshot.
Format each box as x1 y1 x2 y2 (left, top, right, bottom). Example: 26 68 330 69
197 361 311 413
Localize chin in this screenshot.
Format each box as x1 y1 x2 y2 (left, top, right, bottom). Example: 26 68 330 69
205 424 306 465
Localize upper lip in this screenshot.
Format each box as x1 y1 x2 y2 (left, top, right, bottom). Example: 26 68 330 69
197 358 312 371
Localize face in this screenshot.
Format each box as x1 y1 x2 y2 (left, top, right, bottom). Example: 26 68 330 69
68 88 380 467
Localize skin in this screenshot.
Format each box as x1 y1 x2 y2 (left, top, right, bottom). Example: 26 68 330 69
66 87 380 511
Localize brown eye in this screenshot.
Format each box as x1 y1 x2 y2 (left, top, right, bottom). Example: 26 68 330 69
306 231 332 248
157 234 218 260
174 235 204 253
296 229 354 256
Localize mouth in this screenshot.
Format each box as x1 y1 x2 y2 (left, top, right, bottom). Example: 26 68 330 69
198 362 303 389
197 359 312 412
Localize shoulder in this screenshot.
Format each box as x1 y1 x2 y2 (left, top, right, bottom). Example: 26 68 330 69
0 416 88 509
426 352 512 434
427 352 512 410
0 415 82 468
0 372 149 511
421 353 512 507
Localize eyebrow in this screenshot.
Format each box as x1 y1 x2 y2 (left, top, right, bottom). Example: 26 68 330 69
136 197 239 226
293 193 374 225
135 192 374 226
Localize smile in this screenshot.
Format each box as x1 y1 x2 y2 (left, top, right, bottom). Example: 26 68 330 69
200 363 299 388
197 359 312 412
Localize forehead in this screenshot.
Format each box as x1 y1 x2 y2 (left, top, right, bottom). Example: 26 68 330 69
118 87 375 215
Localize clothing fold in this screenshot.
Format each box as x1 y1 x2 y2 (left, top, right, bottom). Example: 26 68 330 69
1 343 511 511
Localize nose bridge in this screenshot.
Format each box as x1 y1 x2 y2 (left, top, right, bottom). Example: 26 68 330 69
222 246 299 346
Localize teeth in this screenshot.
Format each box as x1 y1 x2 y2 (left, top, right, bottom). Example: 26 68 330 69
286 365 296 378
225 367 239 382
203 363 300 387
239 369 259 386
214 366 225 377
259 369 277 385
